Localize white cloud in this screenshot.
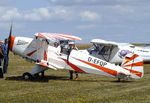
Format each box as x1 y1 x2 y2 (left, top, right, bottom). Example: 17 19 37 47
0 7 21 21
0 0 150 43
0 6 72 22
80 11 100 21
50 7 71 21
24 8 51 21
23 7 73 21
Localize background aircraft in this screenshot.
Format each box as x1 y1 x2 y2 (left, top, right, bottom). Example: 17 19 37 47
2 26 144 81
0 41 3 45
80 39 150 64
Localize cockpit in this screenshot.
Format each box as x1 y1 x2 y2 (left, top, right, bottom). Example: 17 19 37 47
87 43 118 62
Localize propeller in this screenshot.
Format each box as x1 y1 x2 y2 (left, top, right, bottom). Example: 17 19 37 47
7 24 13 56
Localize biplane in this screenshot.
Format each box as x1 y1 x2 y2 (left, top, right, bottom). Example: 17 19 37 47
4 26 144 81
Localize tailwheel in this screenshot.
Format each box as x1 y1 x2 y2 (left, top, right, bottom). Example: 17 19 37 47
22 72 33 80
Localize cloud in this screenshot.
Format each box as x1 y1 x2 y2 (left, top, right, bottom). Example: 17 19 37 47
80 11 100 21
49 6 72 21
0 6 72 22
24 8 51 21
0 0 149 43
0 7 21 21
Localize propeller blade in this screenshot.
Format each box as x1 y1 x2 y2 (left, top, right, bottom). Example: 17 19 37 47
7 24 12 56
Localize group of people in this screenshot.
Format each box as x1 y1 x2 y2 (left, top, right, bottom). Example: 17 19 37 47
0 39 9 77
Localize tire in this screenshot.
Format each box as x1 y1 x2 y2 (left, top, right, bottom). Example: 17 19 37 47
22 72 33 80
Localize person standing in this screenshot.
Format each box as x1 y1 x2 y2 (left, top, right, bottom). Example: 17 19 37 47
0 45 4 78
0 46 4 65
1 39 8 73
67 41 79 80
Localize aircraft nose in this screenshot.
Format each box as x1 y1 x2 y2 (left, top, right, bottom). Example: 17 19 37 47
9 35 15 51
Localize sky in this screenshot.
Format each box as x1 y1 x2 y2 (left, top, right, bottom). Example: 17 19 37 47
0 0 150 43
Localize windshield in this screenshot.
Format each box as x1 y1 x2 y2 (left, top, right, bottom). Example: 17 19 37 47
87 43 116 61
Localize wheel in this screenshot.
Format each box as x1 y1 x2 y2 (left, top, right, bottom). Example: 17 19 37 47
22 72 33 80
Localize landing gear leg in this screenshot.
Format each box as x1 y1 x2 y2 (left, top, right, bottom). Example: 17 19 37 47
41 71 45 78
23 64 47 80
118 78 121 82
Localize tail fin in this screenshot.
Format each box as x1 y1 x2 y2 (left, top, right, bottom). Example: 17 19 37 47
121 53 144 79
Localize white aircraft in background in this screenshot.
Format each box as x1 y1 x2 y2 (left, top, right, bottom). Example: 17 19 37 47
0 40 3 45
80 39 150 64
4 26 144 81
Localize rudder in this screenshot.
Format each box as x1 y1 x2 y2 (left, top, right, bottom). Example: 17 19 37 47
121 53 144 79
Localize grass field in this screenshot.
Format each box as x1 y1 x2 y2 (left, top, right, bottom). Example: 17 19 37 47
0 45 150 103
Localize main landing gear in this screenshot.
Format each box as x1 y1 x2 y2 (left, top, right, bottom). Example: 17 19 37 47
22 72 32 80
22 72 45 80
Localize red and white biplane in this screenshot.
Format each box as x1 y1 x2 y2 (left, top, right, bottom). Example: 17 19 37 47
4 26 144 81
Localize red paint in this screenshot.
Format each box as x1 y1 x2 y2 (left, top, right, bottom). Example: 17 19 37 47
74 58 117 76
27 50 37 56
44 50 47 61
61 58 86 73
10 35 15 51
124 68 142 77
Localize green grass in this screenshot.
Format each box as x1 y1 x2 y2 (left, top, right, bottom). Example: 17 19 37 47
0 45 150 103
76 44 91 49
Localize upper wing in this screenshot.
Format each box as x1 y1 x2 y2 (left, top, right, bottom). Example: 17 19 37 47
91 39 118 47
91 39 136 48
35 33 82 41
